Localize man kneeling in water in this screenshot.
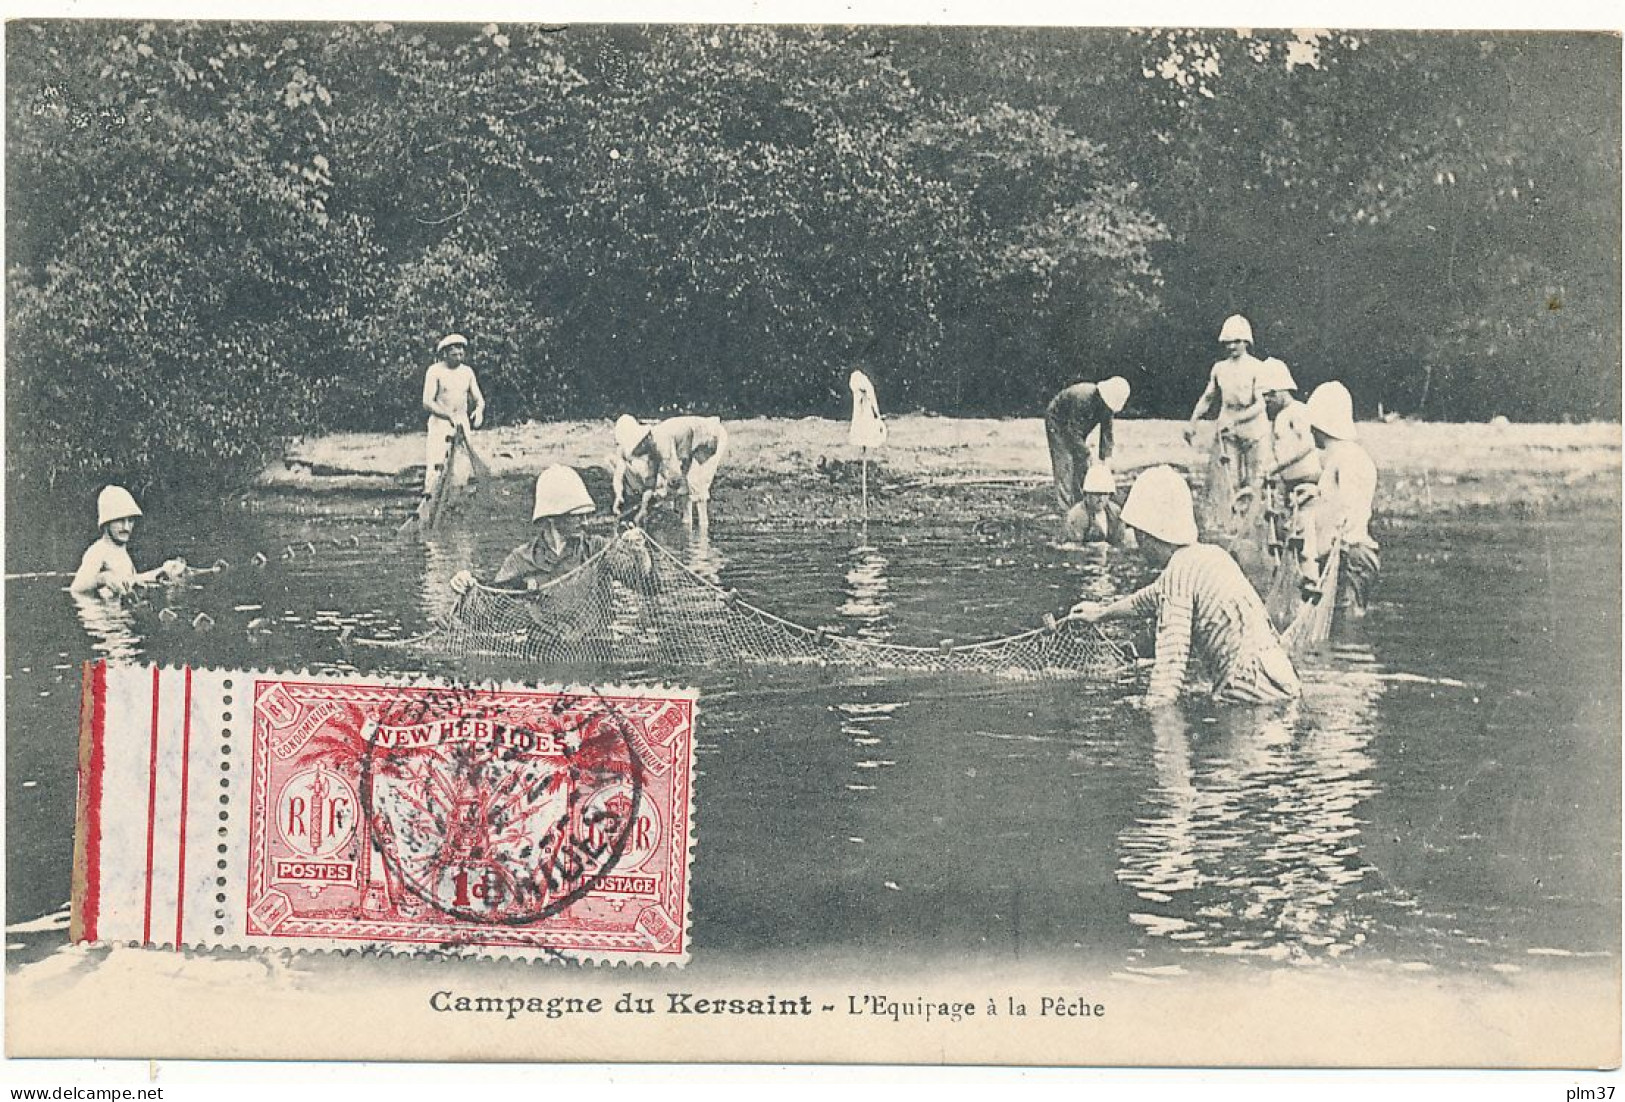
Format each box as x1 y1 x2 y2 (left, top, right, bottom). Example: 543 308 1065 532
70 486 187 599
1063 462 1126 546
1069 466 1299 708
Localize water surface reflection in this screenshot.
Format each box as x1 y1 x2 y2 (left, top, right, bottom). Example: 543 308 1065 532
1117 653 1393 965
839 534 893 642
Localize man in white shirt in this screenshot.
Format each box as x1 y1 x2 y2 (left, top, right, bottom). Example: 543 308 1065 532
422 333 486 496
612 414 729 533
1300 382 1381 618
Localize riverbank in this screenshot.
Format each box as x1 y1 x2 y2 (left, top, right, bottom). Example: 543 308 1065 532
267 417 1621 521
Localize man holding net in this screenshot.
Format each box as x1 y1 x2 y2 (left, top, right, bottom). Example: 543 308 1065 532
1045 376 1131 521
1259 357 1320 559
422 333 486 497
1069 465 1299 708
1185 315 1271 506
70 486 188 599
612 414 730 533
449 466 651 637
1297 381 1381 620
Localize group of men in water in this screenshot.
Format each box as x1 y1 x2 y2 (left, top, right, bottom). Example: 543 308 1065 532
73 321 1378 709
1052 313 1382 706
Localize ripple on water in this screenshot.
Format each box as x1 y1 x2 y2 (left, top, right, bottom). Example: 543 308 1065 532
4 500 1618 973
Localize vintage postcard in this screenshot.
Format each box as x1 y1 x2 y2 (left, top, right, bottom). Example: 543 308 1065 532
4 16 1619 1069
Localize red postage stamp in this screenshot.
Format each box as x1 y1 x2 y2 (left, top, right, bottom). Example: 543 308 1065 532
73 664 696 964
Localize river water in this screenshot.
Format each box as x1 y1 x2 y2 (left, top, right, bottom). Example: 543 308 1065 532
5 481 1619 978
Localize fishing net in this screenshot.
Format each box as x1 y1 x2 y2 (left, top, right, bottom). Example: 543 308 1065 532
1276 539 1343 657
358 531 1132 679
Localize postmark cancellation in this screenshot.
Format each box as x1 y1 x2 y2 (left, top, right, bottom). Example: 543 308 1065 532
71 663 697 965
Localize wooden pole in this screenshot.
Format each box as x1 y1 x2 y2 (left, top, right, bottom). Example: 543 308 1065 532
860 447 869 523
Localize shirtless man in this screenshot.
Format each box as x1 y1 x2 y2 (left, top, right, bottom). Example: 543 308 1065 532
1185 315 1271 495
69 486 186 598
422 333 486 496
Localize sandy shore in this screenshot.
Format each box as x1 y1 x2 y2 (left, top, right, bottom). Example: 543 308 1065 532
268 416 1621 519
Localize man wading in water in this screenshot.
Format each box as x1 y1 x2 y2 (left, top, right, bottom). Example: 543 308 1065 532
1045 376 1131 541
451 466 650 595
1069 466 1299 707
422 333 486 497
450 466 651 651
1298 381 1381 620
1186 314 1271 499
612 414 730 533
70 486 187 599
1259 357 1320 559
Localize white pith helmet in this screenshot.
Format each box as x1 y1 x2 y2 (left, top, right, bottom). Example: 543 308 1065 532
1120 466 1199 546
1097 376 1131 413
436 333 468 352
1218 314 1254 344
531 466 596 521
613 414 649 459
1082 463 1117 495
1257 357 1297 393
1306 381 1358 440
97 485 143 527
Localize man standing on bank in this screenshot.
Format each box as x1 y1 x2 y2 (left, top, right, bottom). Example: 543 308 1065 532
422 333 486 498
1045 375 1131 516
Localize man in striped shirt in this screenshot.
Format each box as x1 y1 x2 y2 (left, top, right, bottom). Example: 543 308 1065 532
1070 466 1300 707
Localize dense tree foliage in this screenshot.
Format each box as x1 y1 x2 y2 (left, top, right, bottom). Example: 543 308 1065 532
6 22 1618 499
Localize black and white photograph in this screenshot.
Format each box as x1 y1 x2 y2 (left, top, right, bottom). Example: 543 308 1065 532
3 8 1620 1079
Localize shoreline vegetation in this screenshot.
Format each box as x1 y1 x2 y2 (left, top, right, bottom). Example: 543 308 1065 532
268 417 1622 520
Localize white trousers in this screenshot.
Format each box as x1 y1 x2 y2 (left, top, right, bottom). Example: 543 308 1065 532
424 418 470 494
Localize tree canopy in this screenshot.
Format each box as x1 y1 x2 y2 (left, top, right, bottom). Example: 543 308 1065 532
7 23 1618 499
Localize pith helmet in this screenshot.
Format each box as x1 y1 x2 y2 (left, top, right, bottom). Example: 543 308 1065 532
97 485 143 527
436 333 468 352
1218 315 1254 344
532 466 596 521
1120 466 1199 546
1257 357 1297 393
613 414 649 459
1082 463 1117 494
1097 376 1131 413
1306 381 1358 440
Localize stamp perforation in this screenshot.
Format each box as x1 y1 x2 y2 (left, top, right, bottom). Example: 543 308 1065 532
75 663 698 966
